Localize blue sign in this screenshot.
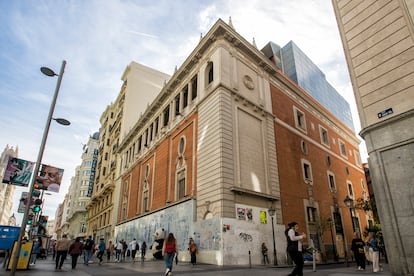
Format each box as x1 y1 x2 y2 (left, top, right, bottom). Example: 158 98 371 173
0 226 20 250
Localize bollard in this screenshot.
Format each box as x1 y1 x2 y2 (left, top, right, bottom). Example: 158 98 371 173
312 249 316 272
249 250 251 268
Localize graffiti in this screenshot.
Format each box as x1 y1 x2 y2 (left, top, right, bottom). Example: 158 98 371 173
239 232 253 242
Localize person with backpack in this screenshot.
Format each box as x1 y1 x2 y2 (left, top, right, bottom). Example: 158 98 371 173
285 222 306 276
83 235 94 265
129 238 139 261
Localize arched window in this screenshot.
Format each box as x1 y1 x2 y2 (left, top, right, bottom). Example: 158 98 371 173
205 61 213 86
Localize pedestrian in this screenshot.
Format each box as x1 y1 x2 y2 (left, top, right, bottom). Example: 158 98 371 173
261 242 269 265
97 238 106 264
55 234 71 270
69 237 83 269
366 232 380 272
115 240 123 262
351 232 366 271
188 238 198 265
106 240 114 261
51 239 57 260
129 238 139 261
30 237 41 265
83 235 94 265
163 233 178 276
285 222 306 276
122 239 128 261
141 241 147 261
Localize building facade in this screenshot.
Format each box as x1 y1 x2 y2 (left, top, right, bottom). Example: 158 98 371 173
262 41 354 131
332 1 414 275
65 133 99 239
112 19 369 265
86 62 170 242
0 145 18 225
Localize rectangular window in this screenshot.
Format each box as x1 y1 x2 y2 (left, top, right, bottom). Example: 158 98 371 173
319 125 329 146
149 123 153 141
154 117 159 136
183 85 189 108
347 181 354 198
138 136 142 153
178 178 186 199
163 105 170 127
191 75 198 101
354 150 362 166
175 94 180 115
328 172 336 191
301 159 313 183
339 139 347 157
293 107 307 132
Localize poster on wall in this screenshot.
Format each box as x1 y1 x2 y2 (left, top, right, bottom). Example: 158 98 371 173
236 207 246 220
34 164 64 193
246 208 253 221
2 156 34 187
260 210 267 224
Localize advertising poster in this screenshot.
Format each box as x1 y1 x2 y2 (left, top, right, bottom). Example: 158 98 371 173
237 207 246 220
7 240 33 270
35 164 64 193
2 156 34 187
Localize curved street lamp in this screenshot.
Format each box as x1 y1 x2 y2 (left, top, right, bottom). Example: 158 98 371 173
11 61 69 275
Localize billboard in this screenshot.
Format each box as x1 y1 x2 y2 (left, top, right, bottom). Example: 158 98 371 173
2 156 34 187
34 164 64 193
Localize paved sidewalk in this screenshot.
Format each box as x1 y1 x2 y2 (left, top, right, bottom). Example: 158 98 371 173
1 257 392 276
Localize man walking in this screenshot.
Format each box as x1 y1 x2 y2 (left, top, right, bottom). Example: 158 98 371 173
83 235 94 265
55 234 71 270
97 238 106 264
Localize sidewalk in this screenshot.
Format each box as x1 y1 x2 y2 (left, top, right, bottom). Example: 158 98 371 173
2 257 392 276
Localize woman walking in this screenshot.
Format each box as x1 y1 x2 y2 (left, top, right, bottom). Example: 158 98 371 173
188 238 198 265
351 232 366 271
69 237 83 269
367 232 380 272
163 233 178 276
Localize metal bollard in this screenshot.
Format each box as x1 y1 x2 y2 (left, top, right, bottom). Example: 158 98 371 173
249 250 251 268
312 249 316 272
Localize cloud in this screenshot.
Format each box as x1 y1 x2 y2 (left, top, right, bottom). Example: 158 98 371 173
0 0 365 225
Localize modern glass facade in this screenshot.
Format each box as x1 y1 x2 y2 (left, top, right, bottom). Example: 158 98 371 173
262 41 354 131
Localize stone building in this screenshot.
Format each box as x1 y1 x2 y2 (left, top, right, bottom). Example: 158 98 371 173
65 133 99 239
112 19 369 265
332 1 414 275
86 62 169 241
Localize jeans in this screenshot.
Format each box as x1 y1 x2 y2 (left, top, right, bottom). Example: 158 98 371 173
71 254 80 269
164 252 175 271
83 249 93 264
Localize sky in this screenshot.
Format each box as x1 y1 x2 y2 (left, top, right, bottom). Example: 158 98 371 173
0 0 368 226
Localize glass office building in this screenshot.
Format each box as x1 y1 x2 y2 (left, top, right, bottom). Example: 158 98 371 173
262 41 354 131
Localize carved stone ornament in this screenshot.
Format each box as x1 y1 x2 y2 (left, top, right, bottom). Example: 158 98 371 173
243 75 254 90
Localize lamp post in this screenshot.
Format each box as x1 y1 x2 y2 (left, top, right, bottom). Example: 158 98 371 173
343 195 356 233
268 206 278 266
11 60 68 275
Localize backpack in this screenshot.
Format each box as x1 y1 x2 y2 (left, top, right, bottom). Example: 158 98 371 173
85 239 94 250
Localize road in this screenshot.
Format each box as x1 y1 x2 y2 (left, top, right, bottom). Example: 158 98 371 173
1 257 391 276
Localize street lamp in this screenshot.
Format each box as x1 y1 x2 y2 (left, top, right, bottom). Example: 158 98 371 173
343 195 356 233
268 206 278 266
11 60 68 275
